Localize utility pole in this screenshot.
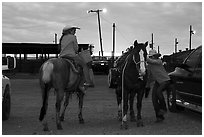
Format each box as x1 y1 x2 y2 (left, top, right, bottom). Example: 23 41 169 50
55 33 57 44
175 38 178 53
150 33 154 49
189 25 195 50
54 33 58 57
88 9 105 57
112 23 116 67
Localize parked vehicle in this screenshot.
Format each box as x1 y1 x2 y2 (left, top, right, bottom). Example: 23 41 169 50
108 67 119 88
92 56 109 74
2 56 16 120
108 56 124 88
167 45 202 113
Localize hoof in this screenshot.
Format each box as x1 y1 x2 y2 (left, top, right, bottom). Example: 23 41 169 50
137 122 144 127
130 117 136 122
155 118 164 123
137 119 144 127
57 124 63 130
118 111 122 121
129 112 136 122
79 119 84 124
118 116 122 121
43 123 49 131
43 127 49 131
60 116 65 121
155 115 165 123
120 122 128 130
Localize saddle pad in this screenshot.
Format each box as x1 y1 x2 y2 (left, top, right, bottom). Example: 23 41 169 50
79 50 93 63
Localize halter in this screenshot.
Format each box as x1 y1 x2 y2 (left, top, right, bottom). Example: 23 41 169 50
132 50 146 80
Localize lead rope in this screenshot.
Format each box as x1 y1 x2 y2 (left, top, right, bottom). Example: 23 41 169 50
121 55 130 127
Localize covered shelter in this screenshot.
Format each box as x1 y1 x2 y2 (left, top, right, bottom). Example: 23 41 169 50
2 43 94 73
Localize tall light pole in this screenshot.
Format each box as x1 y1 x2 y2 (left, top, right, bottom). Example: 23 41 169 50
88 9 106 57
150 33 154 49
112 23 116 67
189 25 195 50
112 23 115 58
175 38 178 53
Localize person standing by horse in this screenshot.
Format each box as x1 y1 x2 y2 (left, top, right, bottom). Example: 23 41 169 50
146 49 170 122
59 25 94 87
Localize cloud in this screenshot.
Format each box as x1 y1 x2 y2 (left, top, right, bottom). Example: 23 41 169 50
2 2 202 55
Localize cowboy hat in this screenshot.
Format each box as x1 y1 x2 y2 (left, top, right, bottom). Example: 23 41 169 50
148 49 161 57
62 25 80 33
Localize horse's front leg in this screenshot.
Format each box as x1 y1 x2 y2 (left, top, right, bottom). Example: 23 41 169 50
60 92 71 121
129 90 136 122
136 89 145 127
55 89 64 130
77 91 85 124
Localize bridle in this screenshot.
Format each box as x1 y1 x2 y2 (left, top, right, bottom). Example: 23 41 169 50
132 49 147 80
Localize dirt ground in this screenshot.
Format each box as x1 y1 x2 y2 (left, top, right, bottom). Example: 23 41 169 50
2 75 202 135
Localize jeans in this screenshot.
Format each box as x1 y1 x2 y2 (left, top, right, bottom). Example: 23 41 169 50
152 81 170 118
61 55 92 84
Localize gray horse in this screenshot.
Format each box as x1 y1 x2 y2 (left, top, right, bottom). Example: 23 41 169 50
39 57 85 131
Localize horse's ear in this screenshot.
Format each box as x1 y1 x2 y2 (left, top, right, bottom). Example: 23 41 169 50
134 40 138 46
145 41 148 47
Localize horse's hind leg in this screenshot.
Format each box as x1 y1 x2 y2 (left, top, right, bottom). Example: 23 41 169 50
55 89 64 130
77 91 85 124
60 92 71 121
129 91 136 122
121 89 128 129
136 90 145 127
115 87 122 121
39 84 50 131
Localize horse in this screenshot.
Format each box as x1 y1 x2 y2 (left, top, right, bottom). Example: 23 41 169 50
115 40 148 129
38 57 86 131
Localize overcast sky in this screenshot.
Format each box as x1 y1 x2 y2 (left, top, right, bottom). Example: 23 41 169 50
2 2 202 56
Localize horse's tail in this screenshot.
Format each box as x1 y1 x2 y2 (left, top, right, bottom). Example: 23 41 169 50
39 61 53 121
41 61 53 83
39 83 48 121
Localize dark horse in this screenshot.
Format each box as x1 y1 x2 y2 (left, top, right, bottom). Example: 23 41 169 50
115 40 148 129
39 57 86 131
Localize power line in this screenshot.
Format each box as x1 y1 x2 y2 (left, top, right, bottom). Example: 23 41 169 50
115 26 132 46
100 15 113 25
100 15 132 46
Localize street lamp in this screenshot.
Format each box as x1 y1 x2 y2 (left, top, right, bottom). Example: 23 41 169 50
88 9 107 57
189 25 196 50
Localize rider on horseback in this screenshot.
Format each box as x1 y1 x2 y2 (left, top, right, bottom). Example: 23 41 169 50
59 25 94 88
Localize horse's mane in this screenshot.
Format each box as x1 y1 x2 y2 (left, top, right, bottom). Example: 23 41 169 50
115 47 137 70
115 40 148 71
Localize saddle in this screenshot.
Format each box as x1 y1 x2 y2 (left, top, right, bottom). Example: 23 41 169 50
60 57 85 93
60 56 81 74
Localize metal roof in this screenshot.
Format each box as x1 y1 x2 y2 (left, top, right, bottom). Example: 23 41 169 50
2 43 92 54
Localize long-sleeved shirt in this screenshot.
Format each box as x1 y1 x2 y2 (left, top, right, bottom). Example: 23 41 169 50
146 57 170 84
59 34 78 57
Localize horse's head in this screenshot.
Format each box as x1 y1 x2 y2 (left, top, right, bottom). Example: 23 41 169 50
132 40 148 77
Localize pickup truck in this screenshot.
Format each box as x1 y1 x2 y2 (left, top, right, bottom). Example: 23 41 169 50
2 56 16 120
167 45 202 113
